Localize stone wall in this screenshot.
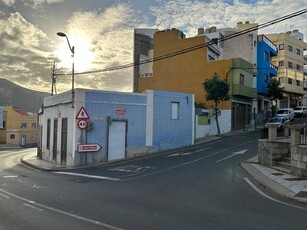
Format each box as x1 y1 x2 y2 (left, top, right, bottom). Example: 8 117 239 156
258 139 290 166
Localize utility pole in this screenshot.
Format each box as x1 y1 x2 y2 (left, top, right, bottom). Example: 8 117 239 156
51 62 57 95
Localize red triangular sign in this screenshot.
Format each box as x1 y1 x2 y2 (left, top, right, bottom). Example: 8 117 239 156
76 107 89 119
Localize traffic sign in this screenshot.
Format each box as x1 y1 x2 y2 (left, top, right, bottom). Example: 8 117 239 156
78 144 102 152
76 107 89 119
77 119 88 129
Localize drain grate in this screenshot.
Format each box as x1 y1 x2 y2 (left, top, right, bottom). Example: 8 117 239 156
295 191 307 198
285 177 307 181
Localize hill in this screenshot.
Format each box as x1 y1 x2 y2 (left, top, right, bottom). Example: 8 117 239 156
0 78 50 113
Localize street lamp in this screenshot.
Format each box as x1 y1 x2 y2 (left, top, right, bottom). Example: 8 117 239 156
57 32 75 108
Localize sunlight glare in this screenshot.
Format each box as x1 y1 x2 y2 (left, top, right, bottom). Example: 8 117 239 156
55 36 95 72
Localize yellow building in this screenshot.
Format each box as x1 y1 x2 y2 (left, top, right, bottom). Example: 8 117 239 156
0 106 38 147
137 28 256 130
266 30 307 108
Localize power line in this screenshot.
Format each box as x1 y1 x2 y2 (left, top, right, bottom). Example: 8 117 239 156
54 8 307 77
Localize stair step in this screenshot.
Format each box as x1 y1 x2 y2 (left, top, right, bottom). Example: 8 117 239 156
283 157 291 163
277 161 291 169
271 166 292 174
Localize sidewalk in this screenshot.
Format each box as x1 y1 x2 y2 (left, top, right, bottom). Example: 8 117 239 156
241 155 307 203
18 128 307 203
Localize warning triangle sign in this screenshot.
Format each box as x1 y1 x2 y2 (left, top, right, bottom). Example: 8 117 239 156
76 107 89 119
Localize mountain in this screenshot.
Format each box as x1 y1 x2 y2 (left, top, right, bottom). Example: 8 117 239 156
0 78 50 113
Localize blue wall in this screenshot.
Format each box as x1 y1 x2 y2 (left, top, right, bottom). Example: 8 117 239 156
151 91 193 152
257 36 278 95
84 91 147 150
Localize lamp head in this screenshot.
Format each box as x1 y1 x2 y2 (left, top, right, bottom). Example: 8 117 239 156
57 32 66 37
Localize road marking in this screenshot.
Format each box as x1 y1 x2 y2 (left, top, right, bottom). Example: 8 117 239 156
0 188 125 230
216 149 247 163
53 171 120 181
0 193 11 199
167 148 210 157
244 177 307 211
3 175 19 178
23 203 44 212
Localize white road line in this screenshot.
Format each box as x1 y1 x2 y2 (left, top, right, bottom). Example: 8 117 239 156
3 175 19 178
244 177 307 211
0 193 11 199
0 188 125 230
52 171 120 181
23 203 44 212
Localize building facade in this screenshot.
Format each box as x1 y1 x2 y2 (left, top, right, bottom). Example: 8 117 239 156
136 28 256 132
0 106 38 147
266 30 307 108
39 89 194 166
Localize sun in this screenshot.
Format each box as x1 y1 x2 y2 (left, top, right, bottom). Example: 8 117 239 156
55 36 95 72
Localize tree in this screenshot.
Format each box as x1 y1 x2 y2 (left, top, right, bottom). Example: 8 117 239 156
267 78 284 116
203 73 230 135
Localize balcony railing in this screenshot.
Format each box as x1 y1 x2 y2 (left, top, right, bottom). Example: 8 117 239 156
232 84 255 98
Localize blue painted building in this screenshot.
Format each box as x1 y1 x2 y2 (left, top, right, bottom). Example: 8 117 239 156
257 35 278 120
257 35 278 94
39 89 194 166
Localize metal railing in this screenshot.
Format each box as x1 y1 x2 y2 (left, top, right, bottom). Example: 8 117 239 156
300 123 307 145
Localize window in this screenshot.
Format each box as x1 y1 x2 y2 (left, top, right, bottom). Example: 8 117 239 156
296 80 300 86
10 134 15 139
288 45 293 52
21 123 27 128
279 44 284 50
264 51 269 61
171 102 179 120
239 74 244 85
31 134 36 141
32 122 36 128
288 78 292 84
296 49 301 55
288 62 293 68
279 77 284 83
296 64 301 71
47 119 51 150
278 61 284 67
264 74 268 83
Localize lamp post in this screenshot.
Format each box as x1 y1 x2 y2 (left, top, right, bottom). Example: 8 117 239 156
57 32 75 108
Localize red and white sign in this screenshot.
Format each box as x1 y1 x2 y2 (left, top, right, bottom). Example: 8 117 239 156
57 111 61 118
78 144 101 152
77 119 88 129
76 107 89 119
116 107 126 115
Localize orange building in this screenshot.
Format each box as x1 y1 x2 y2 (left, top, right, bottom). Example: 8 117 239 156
0 106 38 147
136 28 256 130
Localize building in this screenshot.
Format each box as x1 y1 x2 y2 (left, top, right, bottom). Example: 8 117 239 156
133 29 157 92
136 28 256 132
0 106 38 147
266 30 307 108
256 34 278 120
38 89 194 167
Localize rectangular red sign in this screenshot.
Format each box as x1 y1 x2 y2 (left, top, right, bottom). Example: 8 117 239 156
116 107 126 115
78 144 101 152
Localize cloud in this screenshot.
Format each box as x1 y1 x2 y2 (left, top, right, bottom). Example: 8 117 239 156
150 0 307 40
54 3 137 92
22 0 64 9
0 0 15 6
0 12 55 91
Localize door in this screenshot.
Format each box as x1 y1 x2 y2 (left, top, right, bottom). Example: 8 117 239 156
108 121 126 161
61 118 67 164
53 119 58 161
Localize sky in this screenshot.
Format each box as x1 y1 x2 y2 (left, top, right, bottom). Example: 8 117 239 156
0 0 306 94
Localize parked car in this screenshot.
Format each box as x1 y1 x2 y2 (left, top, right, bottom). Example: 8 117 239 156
276 108 294 121
294 106 307 117
265 116 290 131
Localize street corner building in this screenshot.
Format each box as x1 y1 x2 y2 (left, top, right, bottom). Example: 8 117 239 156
38 89 194 167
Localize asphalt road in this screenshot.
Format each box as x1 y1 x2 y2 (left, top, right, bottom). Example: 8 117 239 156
1 130 307 230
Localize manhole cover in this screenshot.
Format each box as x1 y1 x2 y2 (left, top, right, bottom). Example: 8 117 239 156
295 191 307 198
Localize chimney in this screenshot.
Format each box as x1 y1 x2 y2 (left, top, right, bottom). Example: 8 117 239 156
211 26 217 32
198 28 204 35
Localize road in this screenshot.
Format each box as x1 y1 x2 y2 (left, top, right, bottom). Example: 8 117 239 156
1 130 307 230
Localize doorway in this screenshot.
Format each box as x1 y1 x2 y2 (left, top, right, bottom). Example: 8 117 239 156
108 121 127 161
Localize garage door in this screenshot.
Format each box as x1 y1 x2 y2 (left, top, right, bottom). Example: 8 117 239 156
108 121 126 161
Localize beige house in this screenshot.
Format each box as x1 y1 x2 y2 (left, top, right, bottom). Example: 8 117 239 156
0 106 38 147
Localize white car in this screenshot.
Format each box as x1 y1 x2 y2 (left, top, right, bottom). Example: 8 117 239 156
276 108 295 121
294 106 307 117
265 117 290 131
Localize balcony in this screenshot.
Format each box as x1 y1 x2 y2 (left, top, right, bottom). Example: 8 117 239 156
232 84 256 98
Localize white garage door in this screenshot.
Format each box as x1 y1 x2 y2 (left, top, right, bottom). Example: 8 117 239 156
108 121 126 161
